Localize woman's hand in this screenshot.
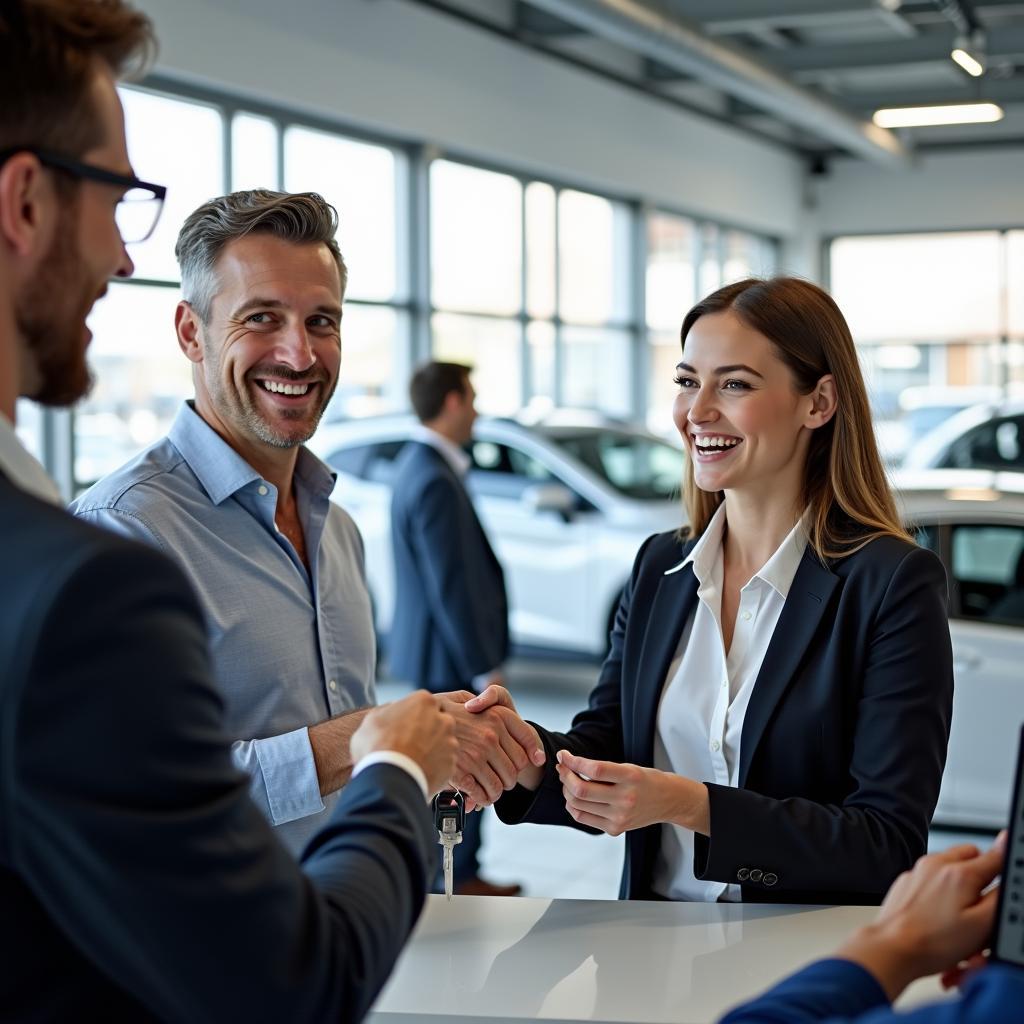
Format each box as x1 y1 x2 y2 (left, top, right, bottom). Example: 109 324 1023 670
556 750 710 836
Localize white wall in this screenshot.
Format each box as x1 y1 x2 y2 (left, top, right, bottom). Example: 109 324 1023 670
136 0 803 238
816 147 1024 238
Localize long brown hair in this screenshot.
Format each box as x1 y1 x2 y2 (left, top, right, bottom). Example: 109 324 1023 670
680 277 911 561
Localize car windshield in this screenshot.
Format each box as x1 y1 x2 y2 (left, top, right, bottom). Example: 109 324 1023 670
544 429 684 501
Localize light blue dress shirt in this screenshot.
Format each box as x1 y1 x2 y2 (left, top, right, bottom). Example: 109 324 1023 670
71 402 376 855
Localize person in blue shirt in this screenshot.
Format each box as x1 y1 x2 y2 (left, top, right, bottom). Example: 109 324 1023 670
72 189 541 855
719 837 1022 1023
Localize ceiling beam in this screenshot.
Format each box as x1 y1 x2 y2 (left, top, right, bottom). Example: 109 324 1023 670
523 0 911 164
670 0 885 28
774 23 1024 74
843 74 1024 109
514 2 585 36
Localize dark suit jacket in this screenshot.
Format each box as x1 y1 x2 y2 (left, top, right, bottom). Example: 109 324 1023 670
0 473 435 1022
497 528 953 905
389 441 508 690
719 958 1024 1024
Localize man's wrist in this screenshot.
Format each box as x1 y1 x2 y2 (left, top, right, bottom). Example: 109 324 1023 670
352 751 429 801
835 923 922 1002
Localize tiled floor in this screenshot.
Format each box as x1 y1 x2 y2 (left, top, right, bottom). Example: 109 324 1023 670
379 658 997 901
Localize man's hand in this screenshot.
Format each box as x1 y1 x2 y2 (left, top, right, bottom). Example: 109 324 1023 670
350 691 457 795
445 686 546 805
836 835 1006 1002
556 750 709 837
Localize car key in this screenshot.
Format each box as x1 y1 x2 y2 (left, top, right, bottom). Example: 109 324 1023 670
432 789 465 901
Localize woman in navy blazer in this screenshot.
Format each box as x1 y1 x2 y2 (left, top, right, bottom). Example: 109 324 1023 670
471 276 953 905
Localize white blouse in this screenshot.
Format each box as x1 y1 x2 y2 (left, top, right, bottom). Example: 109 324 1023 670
651 503 807 902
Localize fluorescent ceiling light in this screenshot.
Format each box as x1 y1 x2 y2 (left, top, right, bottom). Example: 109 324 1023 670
872 102 1004 128
951 47 985 77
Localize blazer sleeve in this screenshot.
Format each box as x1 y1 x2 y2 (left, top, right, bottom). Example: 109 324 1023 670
6 541 434 1024
408 473 500 680
719 960 1024 1024
718 959 888 1023
495 535 657 829
695 544 953 898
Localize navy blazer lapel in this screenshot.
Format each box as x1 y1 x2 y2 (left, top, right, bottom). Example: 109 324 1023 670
417 442 500 567
631 564 699 765
738 550 839 786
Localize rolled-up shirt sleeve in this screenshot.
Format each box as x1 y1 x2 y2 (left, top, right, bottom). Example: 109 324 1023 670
233 728 325 825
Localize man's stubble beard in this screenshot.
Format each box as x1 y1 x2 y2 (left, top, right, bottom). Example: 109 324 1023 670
205 344 338 450
17 190 98 407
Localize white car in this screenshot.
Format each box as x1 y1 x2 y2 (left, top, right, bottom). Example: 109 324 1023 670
902 398 1024 472
895 469 1024 829
309 411 685 659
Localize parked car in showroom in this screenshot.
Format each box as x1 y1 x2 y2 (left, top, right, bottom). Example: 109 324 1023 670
894 469 1024 830
874 385 1000 467
902 397 1024 472
309 411 686 659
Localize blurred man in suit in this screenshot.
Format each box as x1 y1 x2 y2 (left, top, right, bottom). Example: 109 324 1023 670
390 361 521 895
0 3 459 1020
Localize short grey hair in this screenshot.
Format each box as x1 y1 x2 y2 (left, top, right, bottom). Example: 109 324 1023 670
175 189 347 322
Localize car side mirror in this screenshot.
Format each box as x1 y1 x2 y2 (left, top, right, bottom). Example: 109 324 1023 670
521 483 576 523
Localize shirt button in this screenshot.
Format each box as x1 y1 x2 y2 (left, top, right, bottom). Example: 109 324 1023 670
328 679 338 692
710 739 721 752
741 611 752 621
258 484 269 496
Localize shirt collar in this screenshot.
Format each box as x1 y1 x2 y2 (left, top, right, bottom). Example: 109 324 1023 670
412 424 472 478
0 409 62 505
664 502 808 599
667 501 728 581
167 401 336 504
755 517 808 599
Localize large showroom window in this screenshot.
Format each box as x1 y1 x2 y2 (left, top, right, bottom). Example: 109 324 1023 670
830 230 1023 464
24 79 777 496
429 160 634 419
645 212 776 435
68 85 409 493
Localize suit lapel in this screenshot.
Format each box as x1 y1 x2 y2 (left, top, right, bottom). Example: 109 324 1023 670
630 564 699 765
738 550 839 786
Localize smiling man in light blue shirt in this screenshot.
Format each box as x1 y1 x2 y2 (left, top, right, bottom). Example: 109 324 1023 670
72 190 375 854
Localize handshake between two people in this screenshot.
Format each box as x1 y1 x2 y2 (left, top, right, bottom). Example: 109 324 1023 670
348 684 546 804
351 685 709 838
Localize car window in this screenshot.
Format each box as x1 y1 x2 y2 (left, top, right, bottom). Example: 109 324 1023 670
469 440 580 506
325 443 374 478
950 524 1024 625
547 430 683 501
940 416 1024 471
364 440 408 484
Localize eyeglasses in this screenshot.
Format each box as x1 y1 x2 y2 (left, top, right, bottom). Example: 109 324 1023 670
0 146 167 243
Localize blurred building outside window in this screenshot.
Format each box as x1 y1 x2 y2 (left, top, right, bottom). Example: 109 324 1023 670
430 161 635 421
830 231 1022 466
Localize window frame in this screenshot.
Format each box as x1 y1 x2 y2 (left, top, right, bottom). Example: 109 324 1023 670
30 72 778 498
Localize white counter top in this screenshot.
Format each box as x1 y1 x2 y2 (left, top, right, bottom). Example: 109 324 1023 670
369 895 944 1024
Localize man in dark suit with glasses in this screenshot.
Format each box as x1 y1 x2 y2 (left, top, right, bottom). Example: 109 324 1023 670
0 3 458 1020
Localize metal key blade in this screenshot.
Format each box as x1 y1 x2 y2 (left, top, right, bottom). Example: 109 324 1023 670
432 789 465 903
443 841 454 900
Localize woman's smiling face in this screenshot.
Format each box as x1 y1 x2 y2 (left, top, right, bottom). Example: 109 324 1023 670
673 308 818 498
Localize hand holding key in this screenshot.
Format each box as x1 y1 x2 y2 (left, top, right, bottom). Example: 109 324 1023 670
351 692 458 795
